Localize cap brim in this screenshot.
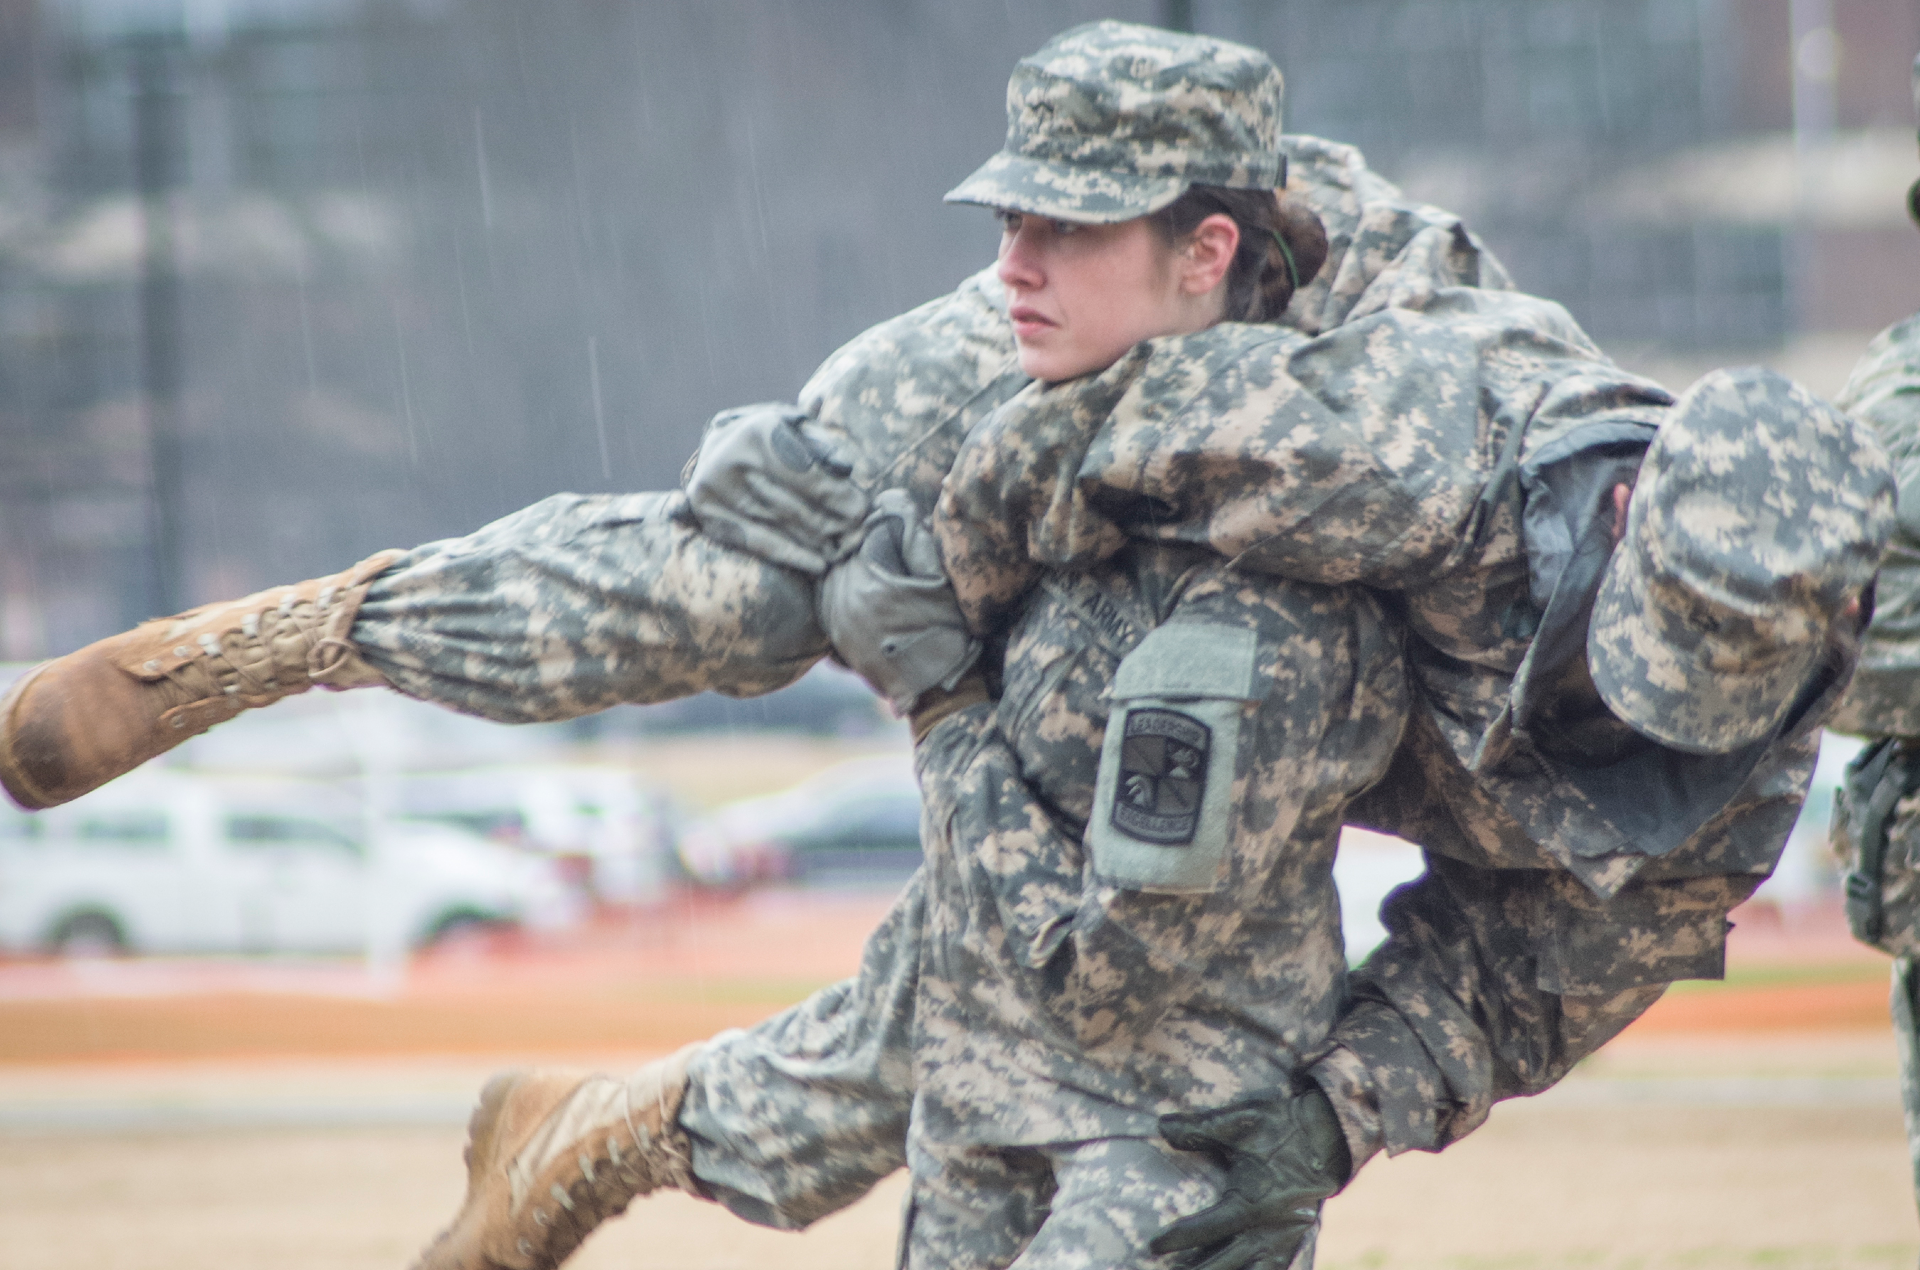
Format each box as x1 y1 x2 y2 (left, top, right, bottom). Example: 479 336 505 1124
1586 543 1814 755
944 151 1189 224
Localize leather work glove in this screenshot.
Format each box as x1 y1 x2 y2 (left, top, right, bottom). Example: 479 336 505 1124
1151 1085 1354 1270
683 402 870 575
820 489 981 714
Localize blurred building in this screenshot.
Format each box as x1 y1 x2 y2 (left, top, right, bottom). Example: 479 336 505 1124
0 0 1914 656
1245 0 1920 348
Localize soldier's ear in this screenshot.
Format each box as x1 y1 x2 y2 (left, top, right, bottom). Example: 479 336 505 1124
1179 213 1239 297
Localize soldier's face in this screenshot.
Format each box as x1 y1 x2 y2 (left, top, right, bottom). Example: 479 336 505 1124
995 210 1234 383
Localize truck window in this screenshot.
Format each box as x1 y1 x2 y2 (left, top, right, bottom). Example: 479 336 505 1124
225 815 363 856
72 811 169 846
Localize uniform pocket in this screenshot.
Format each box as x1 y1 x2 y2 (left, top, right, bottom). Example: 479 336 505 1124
1089 623 1263 895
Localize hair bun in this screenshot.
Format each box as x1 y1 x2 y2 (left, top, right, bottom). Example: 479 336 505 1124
1265 195 1328 317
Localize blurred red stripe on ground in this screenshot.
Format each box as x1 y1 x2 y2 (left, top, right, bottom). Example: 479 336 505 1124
0 891 1902 1063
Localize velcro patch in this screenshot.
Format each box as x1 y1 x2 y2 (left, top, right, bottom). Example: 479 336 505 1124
1112 708 1211 846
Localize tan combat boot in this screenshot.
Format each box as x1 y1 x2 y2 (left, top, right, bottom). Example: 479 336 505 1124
0 550 405 810
413 1045 701 1270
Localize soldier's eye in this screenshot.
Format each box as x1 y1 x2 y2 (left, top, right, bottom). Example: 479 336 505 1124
996 209 1024 233
1049 219 1081 236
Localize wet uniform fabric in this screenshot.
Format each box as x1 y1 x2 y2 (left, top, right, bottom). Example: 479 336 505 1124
933 298 1873 1164
1827 312 1920 1219
339 136 1834 1246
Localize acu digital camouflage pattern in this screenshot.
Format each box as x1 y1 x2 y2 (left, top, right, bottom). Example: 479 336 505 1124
351 267 1024 722
1587 368 1892 755
932 277 1881 1159
350 136 1528 1231
904 557 1401 1266
934 289 1653 664
903 1131 1276 1270
1829 312 1920 737
341 138 1782 1234
351 130 1498 724
945 21 1283 224
678 873 925 1231
1831 748 1920 962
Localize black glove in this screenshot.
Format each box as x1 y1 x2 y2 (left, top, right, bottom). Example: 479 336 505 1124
819 490 980 713
1151 1086 1353 1270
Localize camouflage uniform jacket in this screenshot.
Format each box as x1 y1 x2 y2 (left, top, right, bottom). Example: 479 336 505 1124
933 293 1862 1159
907 550 1407 1153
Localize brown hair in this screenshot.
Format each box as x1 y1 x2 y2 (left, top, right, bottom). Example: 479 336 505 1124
1148 185 1329 323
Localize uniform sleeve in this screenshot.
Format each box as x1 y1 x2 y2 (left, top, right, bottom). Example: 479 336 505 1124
1303 855 1753 1168
917 564 1410 1071
1831 313 1920 737
936 318 1486 635
351 490 830 723
1837 314 1920 545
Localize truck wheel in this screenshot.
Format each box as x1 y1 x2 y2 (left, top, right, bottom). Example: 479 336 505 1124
48 911 129 957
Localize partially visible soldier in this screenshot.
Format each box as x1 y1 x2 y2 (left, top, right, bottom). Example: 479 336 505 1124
1827 53 1920 1228
1830 309 1920 1223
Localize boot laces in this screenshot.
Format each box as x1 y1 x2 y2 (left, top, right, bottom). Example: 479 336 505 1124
522 1071 690 1265
145 589 336 709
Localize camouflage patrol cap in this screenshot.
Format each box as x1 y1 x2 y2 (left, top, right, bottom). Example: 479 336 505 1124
944 20 1284 224
1588 367 1894 754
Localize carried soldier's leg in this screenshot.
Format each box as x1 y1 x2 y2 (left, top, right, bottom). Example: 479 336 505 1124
412 870 925 1269
0 488 831 811
674 869 923 1231
413 1046 702 1270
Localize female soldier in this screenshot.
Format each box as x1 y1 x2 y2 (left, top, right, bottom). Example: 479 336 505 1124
850 22 1887 1269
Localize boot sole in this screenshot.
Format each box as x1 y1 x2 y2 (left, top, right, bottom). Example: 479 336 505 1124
412 1070 531 1270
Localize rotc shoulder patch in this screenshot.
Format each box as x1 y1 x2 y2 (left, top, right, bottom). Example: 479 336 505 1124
1091 621 1258 894
1113 708 1211 845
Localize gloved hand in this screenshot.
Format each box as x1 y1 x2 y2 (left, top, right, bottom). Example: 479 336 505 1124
683 403 869 575
1151 1085 1353 1270
820 490 981 714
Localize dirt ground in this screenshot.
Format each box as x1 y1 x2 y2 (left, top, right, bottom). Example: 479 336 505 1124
0 883 1914 1268
0 1036 1910 1270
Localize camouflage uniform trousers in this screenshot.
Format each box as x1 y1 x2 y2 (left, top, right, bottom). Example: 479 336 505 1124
676 870 923 1231
902 1133 1310 1270
1833 777 1920 1219
677 855 1315 1270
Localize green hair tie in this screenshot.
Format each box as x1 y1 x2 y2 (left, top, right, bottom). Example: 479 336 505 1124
1270 229 1300 294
